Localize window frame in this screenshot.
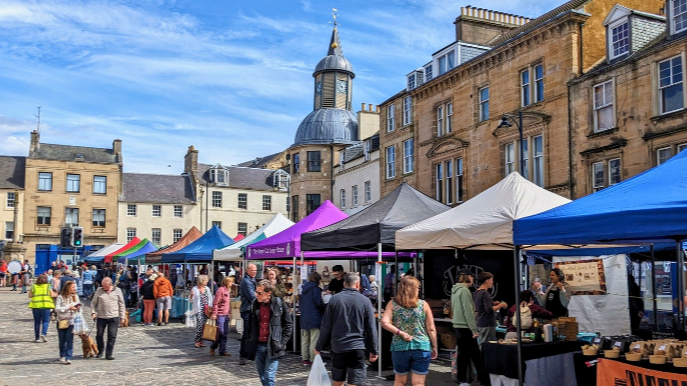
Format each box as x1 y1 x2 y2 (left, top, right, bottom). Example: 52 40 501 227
479 86 490 122
92 209 106 227
609 158 621 186
38 172 52 191
386 145 396 179
151 228 161 246
424 64 433 81
152 205 162 217
4 221 13 240
65 208 79 226
533 135 545 187
403 96 412 125
262 195 272 211
387 104 395 132
306 194 321 215
456 158 464 203
403 139 414 174
364 181 371 203
435 163 443 203
6 192 15 208
352 185 358 206
674 0 687 35
238 222 248 237
446 160 453 205
657 146 673 165
126 228 137 242
534 64 544 103
37 206 51 226
292 153 300 174
658 55 685 115
212 191 222 208
173 229 183 243
609 19 630 60
238 193 248 210
93 175 107 194
127 204 137 217
340 189 346 209
306 151 322 172
446 102 453 133
437 105 444 136
521 68 531 107
66 174 80 193
592 162 605 192
212 221 222 229
505 142 515 175
593 80 615 132
174 205 183 218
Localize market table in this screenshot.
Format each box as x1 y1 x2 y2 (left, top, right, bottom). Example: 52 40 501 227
483 340 585 386
171 296 189 318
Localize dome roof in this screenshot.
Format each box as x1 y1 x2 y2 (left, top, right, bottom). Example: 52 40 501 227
293 108 359 146
314 55 354 77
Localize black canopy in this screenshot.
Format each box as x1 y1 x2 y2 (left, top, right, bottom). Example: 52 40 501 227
300 183 450 251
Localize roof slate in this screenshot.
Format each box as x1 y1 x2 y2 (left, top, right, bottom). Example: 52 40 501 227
198 164 279 191
0 156 26 189
34 143 118 164
236 152 281 168
121 173 195 204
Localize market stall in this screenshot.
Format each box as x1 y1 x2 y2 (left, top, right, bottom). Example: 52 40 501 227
83 243 124 263
103 237 142 264
116 238 158 265
146 226 203 265
300 183 450 376
395 172 572 385
214 212 294 262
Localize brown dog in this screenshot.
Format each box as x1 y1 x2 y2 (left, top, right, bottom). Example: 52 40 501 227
122 310 130 327
80 334 98 358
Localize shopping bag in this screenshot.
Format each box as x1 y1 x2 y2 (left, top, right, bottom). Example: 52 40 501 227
306 354 331 386
185 310 197 328
72 311 89 335
202 319 218 342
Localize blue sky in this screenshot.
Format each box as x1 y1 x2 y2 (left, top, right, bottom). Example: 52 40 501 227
0 0 558 174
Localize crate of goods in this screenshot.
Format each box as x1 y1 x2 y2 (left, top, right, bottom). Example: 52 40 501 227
441 332 457 349
563 321 579 341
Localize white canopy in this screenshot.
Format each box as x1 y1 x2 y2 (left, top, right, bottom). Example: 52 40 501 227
87 243 124 257
213 212 294 261
395 173 571 250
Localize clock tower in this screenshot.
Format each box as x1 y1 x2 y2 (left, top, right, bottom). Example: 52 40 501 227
312 25 354 111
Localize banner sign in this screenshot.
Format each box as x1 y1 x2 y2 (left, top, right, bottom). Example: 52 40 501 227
597 358 687 385
554 258 607 295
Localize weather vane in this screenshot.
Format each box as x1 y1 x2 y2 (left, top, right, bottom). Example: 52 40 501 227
331 8 338 27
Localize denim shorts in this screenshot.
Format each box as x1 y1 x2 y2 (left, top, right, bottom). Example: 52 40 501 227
392 350 432 375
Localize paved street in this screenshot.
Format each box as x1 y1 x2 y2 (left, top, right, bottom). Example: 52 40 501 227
0 288 455 386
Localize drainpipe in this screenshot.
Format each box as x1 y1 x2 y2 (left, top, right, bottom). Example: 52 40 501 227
330 145 335 195
567 81 575 199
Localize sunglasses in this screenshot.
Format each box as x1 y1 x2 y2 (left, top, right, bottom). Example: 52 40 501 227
255 290 268 296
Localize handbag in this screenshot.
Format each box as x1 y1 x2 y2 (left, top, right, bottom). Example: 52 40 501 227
202 319 218 342
204 305 213 318
58 320 70 329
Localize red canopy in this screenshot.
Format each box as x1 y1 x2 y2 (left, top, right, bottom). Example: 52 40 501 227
104 237 141 264
233 234 245 242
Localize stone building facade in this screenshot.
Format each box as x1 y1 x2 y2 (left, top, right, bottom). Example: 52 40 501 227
379 0 664 203
332 133 381 215
569 3 687 196
22 131 122 262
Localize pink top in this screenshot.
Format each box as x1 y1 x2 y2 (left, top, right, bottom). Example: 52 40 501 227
212 286 231 318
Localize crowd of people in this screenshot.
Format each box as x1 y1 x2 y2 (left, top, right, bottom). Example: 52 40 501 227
16 256 573 386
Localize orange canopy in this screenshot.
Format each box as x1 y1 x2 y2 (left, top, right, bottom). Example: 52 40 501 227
145 226 203 264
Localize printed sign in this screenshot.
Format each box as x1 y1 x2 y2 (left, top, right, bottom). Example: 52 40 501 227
597 358 687 386
554 258 607 295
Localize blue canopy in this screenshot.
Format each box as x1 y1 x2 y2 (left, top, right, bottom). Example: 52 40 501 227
161 226 235 263
514 150 687 246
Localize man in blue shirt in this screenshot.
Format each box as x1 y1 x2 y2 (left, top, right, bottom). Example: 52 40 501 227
239 263 258 365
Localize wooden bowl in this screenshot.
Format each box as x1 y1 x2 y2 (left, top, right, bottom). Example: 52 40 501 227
673 358 687 367
582 347 599 356
604 350 620 359
649 355 667 364
625 353 642 361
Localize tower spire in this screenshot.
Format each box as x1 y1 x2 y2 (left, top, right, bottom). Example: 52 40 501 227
328 8 343 56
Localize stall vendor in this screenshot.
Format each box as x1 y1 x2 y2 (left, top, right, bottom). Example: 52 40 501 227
536 268 571 318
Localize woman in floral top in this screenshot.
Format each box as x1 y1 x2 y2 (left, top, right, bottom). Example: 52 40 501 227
381 276 437 386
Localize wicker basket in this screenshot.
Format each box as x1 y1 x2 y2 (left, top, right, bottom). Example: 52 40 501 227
604 350 620 359
649 355 667 365
626 353 642 361
673 358 687 367
582 347 599 356
563 321 578 341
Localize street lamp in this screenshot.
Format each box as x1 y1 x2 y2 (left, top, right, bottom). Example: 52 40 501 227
496 111 524 178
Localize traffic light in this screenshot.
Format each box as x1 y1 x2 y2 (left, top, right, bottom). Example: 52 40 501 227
73 227 84 247
60 227 73 248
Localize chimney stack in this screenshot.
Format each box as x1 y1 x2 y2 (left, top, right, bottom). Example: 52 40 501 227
29 130 40 156
454 5 530 45
184 145 198 174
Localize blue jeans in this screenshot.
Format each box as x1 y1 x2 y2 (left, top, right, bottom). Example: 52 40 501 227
57 324 74 360
255 343 279 386
82 284 93 297
32 308 51 340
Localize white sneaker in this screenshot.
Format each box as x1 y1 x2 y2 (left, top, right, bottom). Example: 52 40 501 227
459 383 471 386
65 359 72 365
35 339 41 343
40 335 47 342
59 357 66 364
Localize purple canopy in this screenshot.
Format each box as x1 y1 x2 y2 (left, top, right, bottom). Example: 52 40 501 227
247 200 347 260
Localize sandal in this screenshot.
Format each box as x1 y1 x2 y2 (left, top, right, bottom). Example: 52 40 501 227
199 342 206 347
195 342 202 348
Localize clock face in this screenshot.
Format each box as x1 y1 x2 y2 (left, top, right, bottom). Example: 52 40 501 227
315 81 322 95
336 79 348 94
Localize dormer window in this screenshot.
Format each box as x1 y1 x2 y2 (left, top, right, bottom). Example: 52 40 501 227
364 140 370 161
273 169 290 191
610 21 629 59
406 70 424 91
209 165 229 185
673 0 687 34
424 63 433 81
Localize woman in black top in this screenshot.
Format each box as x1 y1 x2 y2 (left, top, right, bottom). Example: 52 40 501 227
140 275 157 326
474 272 507 348
536 268 571 318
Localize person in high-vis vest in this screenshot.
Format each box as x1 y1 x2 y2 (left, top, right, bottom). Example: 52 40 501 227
29 274 55 343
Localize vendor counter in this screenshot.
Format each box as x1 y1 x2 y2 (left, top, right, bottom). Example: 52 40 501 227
484 340 585 386
574 355 687 385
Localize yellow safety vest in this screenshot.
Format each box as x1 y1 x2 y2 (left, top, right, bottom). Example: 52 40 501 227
28 284 55 309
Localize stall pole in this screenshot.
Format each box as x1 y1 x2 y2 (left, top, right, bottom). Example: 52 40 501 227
209 259 215 295
420 251 425 299
513 246 524 386
676 239 685 332
394 252 399 298
377 242 383 378
293 254 298 353
651 245 658 331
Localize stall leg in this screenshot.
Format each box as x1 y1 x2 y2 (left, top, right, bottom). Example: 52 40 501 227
378 243 383 378
651 246 658 331
676 240 685 332
513 246 524 386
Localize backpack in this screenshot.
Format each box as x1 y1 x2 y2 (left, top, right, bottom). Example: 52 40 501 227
513 304 533 330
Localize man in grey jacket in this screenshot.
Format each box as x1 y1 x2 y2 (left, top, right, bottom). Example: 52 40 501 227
315 273 378 386
91 277 125 360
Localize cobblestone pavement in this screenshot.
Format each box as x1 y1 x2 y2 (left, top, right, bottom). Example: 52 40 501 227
0 288 455 386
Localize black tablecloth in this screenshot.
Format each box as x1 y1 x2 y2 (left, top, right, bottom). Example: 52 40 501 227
484 341 586 380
